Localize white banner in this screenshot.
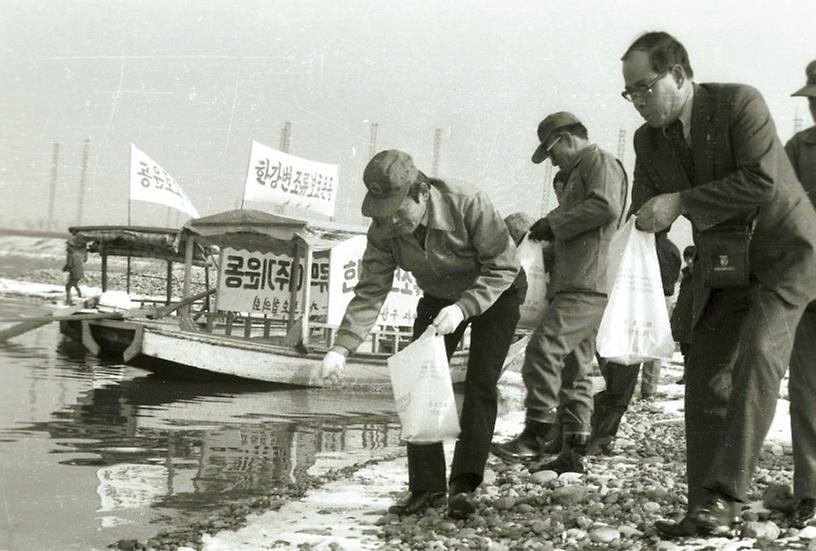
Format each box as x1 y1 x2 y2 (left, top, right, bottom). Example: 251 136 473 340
129 144 199 219
215 248 330 318
327 235 421 328
244 141 338 218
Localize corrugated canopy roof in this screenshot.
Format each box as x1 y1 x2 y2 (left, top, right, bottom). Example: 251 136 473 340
178 209 365 255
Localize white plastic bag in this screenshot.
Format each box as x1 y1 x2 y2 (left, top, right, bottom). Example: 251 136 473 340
516 234 548 329
387 327 461 443
596 219 675 364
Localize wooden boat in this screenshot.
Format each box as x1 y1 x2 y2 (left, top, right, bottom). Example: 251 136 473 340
61 211 530 391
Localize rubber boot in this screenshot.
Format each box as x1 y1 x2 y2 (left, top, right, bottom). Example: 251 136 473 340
529 433 589 474
491 420 555 463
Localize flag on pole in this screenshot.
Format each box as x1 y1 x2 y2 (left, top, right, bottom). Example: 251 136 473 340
243 141 338 218
129 144 200 219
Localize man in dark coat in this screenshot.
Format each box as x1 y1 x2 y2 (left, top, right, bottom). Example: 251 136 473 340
621 32 816 537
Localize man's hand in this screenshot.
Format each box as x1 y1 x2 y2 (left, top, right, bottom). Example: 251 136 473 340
320 349 347 384
433 304 464 335
635 193 683 233
529 217 555 242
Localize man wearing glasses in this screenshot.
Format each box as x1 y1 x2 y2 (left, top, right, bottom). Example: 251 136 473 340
621 31 816 538
491 112 626 475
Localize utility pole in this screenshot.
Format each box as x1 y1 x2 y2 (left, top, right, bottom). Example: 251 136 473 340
368 122 378 159
794 108 804 135
617 128 627 162
280 121 292 153
541 161 553 217
76 138 90 225
432 128 442 177
47 143 59 230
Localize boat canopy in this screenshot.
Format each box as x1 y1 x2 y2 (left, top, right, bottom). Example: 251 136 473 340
67 225 210 266
177 209 366 256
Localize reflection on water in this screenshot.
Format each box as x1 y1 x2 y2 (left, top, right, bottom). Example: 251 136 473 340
0 298 401 550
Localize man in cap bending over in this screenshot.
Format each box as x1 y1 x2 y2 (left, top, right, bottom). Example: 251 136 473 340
321 150 523 520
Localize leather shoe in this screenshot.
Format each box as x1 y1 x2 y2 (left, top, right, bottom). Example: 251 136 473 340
388 491 446 516
792 498 816 528
447 492 476 520
655 494 740 539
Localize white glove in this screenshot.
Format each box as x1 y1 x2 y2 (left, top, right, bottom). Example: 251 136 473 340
433 304 465 335
321 350 347 384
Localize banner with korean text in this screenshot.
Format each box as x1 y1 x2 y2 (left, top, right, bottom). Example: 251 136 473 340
215 247 330 318
243 141 338 218
327 236 422 328
129 144 200 219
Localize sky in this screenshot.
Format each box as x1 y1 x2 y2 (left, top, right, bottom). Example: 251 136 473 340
1 0 814 249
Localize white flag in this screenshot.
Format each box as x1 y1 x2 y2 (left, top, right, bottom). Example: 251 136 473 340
129 144 200 219
243 141 338 218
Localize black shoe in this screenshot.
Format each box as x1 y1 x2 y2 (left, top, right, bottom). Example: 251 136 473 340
792 498 816 528
388 491 446 516
491 423 552 463
585 437 616 456
655 516 699 538
447 492 475 520
694 493 741 536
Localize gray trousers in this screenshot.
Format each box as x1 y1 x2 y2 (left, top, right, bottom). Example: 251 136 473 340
686 284 805 509
522 292 607 436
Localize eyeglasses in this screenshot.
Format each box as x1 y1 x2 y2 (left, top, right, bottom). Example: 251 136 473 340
621 71 668 103
545 135 562 153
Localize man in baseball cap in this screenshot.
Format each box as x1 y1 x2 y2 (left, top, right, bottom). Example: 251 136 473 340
492 111 628 477
322 149 522 520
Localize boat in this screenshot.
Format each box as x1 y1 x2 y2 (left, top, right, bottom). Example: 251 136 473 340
60 210 529 391
57 225 212 359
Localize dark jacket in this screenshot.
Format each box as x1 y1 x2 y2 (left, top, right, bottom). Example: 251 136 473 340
671 266 694 344
785 125 816 204
545 145 627 297
631 83 816 327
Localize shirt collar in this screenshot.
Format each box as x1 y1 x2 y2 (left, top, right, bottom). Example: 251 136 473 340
425 182 455 231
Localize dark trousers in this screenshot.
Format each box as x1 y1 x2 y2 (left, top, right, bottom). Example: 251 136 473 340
406 290 520 492
789 300 816 500
685 284 805 509
521 292 607 435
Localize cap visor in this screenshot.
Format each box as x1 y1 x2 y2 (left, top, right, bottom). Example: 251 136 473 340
531 144 549 164
792 84 816 97
361 190 408 218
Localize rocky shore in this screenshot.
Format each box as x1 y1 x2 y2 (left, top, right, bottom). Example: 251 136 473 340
0 264 811 551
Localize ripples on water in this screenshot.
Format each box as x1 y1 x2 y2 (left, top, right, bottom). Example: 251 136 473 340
0 297 401 550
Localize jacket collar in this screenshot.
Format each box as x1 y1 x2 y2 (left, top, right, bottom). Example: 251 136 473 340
556 144 598 180
425 181 456 232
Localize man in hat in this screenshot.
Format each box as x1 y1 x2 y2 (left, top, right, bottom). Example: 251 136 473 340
491 112 627 475
321 150 523 520
786 59 816 528
621 32 816 537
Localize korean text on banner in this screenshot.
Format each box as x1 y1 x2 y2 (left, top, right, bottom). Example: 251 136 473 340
129 144 200 219
244 141 338 218
215 248 330 318
596 219 675 364
326 235 421 328
387 327 460 444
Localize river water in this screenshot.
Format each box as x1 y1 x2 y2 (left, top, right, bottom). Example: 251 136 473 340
0 296 401 550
